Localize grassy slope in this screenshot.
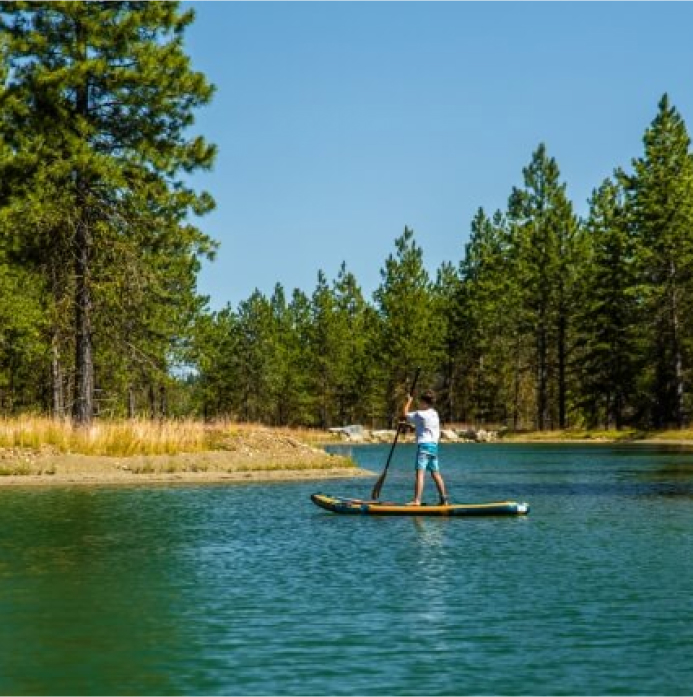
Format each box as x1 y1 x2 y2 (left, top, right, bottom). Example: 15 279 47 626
499 428 693 442
0 418 356 478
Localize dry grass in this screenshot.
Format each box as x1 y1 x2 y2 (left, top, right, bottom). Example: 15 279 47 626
648 428 693 441
220 422 338 445
499 428 693 442
500 429 641 441
0 417 213 456
0 418 365 484
5 417 693 457
0 417 339 457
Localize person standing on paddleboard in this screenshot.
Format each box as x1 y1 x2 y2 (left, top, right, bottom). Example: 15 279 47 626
404 389 449 506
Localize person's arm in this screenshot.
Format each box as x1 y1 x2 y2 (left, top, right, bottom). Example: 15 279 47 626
402 394 414 420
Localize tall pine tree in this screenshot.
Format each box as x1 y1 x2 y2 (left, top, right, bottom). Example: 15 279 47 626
0 1 216 423
624 94 693 428
576 176 639 428
507 144 579 429
374 227 439 424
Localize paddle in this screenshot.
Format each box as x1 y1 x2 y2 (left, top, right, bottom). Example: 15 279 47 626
371 367 421 500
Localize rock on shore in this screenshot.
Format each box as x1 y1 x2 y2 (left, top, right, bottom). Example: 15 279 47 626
329 425 499 443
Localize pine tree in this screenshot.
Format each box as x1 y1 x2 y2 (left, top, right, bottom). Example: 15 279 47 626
310 270 339 427
0 1 216 424
456 209 504 424
373 227 438 423
0 260 45 413
507 144 579 429
188 306 240 419
0 56 49 413
234 290 275 423
453 208 527 427
431 261 460 423
624 95 693 428
576 176 640 428
332 263 372 425
278 287 313 426
306 264 374 426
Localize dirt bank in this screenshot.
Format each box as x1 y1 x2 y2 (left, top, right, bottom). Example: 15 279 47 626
0 428 372 487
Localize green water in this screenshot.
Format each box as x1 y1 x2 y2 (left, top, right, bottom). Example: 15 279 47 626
1 444 693 696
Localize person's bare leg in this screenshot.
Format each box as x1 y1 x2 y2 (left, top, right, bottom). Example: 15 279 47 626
409 469 425 505
431 471 448 503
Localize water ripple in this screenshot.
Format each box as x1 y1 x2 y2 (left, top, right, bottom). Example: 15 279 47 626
1 446 693 694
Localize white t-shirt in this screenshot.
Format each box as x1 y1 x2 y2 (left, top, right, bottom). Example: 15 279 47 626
406 408 440 444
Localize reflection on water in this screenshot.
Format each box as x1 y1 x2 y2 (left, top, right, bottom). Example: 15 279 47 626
649 460 693 477
627 447 693 497
0 489 202 695
1 445 693 696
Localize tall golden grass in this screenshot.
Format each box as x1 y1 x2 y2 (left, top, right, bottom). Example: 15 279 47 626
3 417 693 458
0 417 212 456
0 417 336 457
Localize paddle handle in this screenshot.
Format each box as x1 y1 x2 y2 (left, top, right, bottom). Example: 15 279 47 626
371 367 421 500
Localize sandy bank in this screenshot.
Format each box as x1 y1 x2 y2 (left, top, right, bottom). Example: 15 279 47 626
0 429 373 487
0 464 372 487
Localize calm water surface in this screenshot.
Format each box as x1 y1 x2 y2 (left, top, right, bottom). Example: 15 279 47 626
1 444 693 695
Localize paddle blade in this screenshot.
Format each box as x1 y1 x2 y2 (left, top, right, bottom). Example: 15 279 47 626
371 472 386 500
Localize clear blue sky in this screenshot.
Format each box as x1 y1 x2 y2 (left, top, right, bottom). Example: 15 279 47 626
182 2 693 310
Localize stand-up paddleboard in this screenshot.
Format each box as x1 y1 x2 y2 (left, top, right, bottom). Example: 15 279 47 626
311 493 529 517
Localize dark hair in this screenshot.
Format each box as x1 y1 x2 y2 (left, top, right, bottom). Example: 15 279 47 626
420 389 436 405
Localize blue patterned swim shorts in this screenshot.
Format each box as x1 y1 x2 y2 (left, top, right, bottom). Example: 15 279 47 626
416 443 440 472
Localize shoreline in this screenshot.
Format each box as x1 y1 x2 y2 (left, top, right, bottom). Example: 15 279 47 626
0 466 373 488
3 426 693 488
0 442 373 488
496 437 693 446
332 437 693 446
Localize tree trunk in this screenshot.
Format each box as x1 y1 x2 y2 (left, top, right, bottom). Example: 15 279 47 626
512 333 521 431
50 259 65 419
128 386 136 419
670 271 684 428
149 383 157 420
159 385 167 419
537 320 548 431
653 334 668 430
72 26 94 426
73 216 94 425
558 312 567 429
614 391 623 431
51 331 64 418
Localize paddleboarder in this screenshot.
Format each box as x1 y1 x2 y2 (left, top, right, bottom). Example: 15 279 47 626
404 389 449 506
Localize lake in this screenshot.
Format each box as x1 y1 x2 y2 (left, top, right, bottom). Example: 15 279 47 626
1 443 693 695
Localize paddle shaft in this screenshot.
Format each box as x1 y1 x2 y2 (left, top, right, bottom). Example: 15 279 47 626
371 367 421 500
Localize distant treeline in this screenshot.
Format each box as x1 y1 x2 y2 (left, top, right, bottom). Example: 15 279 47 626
1 4 693 430
192 94 693 431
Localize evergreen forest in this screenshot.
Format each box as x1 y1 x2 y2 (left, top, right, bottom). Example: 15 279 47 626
2 3 693 431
